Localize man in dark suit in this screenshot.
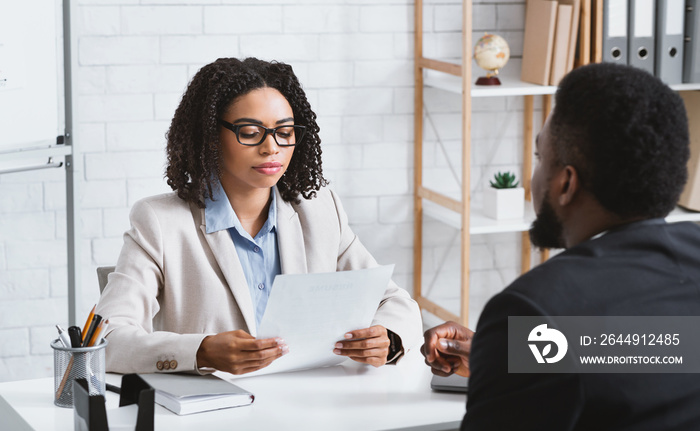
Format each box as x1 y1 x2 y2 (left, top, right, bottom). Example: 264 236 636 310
422 63 700 430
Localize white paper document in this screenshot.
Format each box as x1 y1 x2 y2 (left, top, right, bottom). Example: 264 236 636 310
242 265 394 377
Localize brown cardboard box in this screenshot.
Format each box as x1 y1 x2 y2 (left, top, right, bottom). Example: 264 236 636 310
678 91 700 211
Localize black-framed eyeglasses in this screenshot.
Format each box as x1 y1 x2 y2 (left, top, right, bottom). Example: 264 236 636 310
218 119 306 147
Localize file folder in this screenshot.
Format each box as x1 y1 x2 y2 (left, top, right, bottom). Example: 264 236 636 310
603 0 628 64
562 0 582 71
592 0 604 62
679 92 700 211
684 0 700 83
579 0 592 65
629 0 656 73
521 0 558 85
655 0 686 84
550 3 574 85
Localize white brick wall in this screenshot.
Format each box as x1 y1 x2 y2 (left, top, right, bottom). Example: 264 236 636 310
122 6 203 35
205 6 283 34
0 0 533 381
80 36 160 65
78 7 121 36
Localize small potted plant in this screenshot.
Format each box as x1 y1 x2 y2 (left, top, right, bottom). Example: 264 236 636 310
483 171 524 220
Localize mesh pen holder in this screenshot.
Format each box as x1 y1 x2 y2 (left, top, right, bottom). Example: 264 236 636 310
51 338 108 408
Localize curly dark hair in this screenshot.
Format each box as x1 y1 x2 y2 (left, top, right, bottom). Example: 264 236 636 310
165 57 327 207
550 62 689 218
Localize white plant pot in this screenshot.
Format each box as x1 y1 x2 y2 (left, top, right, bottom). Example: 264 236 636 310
483 187 525 220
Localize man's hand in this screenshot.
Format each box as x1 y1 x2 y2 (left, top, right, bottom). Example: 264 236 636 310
196 329 289 375
421 321 474 377
333 325 391 367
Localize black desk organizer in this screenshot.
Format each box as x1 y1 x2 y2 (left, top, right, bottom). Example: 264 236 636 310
73 374 155 431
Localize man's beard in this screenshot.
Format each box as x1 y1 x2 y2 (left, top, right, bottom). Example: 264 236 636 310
529 194 565 250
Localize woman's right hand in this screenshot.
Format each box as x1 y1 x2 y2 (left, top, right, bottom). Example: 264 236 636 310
196 329 289 375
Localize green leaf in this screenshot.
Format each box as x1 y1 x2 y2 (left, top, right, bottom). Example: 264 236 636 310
490 171 519 189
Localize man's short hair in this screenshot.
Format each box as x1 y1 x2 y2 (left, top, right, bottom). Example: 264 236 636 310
550 63 689 218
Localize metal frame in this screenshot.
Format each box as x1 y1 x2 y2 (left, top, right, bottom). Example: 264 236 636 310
63 0 81 326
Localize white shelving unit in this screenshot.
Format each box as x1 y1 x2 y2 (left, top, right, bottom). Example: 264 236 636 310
414 0 546 326
426 65 700 97
424 199 700 234
425 64 558 98
423 199 536 235
413 1 700 327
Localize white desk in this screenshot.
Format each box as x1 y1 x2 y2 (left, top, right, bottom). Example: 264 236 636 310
0 351 466 431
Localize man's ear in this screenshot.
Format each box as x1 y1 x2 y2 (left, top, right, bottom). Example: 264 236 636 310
553 165 580 206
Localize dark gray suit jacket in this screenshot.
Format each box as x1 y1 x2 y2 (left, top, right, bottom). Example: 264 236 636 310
465 219 700 430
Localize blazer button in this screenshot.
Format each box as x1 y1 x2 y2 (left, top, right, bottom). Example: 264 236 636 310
170 360 178 370
163 360 170 370
156 361 164 370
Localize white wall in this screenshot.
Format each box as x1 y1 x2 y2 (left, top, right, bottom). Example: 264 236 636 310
0 0 537 382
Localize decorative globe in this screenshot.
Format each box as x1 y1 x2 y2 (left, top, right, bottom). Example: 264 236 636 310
473 34 510 84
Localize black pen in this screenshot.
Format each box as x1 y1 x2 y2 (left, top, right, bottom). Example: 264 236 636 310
68 326 82 348
82 314 102 347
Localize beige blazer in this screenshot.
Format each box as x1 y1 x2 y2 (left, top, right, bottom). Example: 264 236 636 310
96 187 422 374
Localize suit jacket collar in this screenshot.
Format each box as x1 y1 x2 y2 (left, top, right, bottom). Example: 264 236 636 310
196 186 308 335
275 187 308 275
196 201 257 334
588 218 667 242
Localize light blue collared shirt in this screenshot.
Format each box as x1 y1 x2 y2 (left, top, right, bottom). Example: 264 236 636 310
204 182 281 328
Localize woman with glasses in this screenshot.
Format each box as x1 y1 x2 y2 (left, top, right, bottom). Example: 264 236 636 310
96 57 422 376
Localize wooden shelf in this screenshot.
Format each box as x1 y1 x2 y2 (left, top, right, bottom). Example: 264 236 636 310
669 83 700 92
424 59 558 98
423 199 535 235
424 199 700 235
424 60 700 98
666 206 700 223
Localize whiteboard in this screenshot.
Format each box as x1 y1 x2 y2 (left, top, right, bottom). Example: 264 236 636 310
0 0 60 152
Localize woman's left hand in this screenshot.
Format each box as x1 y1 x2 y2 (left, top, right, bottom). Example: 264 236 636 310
333 325 391 367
